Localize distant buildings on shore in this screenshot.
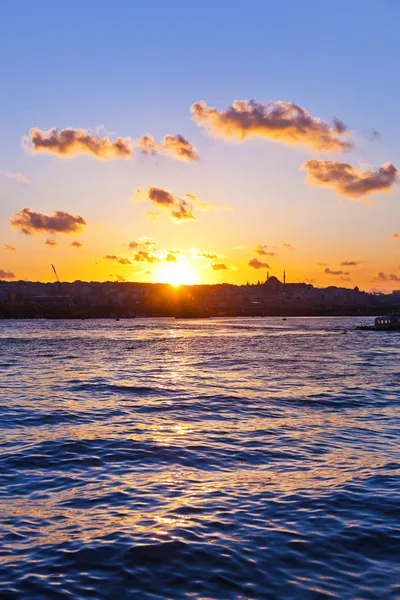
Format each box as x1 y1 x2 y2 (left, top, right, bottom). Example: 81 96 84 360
0 277 398 318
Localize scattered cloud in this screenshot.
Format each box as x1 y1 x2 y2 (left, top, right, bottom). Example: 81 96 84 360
370 129 380 141
0 269 15 280
302 160 398 199
191 99 351 152
115 274 128 282
184 193 228 212
211 263 228 271
249 258 271 269
4 245 17 252
255 244 276 256
136 134 158 155
11 208 87 235
191 249 219 260
136 187 196 223
132 250 159 263
23 127 132 159
103 255 132 265
375 272 400 282
162 135 198 161
146 211 161 221
4 172 30 186
128 236 157 250
71 241 83 249
317 262 327 266
340 260 362 266
340 276 351 282
325 267 349 276
282 243 292 249
44 238 58 248
136 133 198 161
392 233 400 239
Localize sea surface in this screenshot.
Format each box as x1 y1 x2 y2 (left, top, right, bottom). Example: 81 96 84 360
0 317 399 599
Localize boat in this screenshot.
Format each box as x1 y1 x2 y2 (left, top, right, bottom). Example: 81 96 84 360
356 311 400 331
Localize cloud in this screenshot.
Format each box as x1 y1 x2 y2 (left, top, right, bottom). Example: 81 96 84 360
340 277 351 282
302 160 398 199
211 263 228 271
184 193 227 212
136 187 196 223
370 129 380 141
325 267 349 276
255 244 276 256
191 99 351 152
375 272 400 282
4 245 17 252
282 243 292 249
128 236 157 250
317 262 327 266
162 135 198 161
4 172 30 186
136 134 158 155
340 260 362 266
146 211 161 221
249 258 271 269
11 208 86 235
45 238 58 248
392 234 400 239
0 269 15 280
24 127 132 159
103 255 132 265
132 250 160 263
71 241 83 249
137 133 198 161
191 249 219 260
115 274 128 282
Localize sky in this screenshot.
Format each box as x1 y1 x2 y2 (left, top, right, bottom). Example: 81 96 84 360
0 0 399 291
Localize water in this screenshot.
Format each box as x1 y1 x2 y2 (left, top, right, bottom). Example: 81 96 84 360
0 317 399 599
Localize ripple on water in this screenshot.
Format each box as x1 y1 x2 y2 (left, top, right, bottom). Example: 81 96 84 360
0 317 399 599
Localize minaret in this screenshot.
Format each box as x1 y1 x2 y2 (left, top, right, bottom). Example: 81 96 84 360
283 270 286 286
266 270 269 281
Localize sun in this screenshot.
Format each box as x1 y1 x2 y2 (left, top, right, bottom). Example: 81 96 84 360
155 262 199 286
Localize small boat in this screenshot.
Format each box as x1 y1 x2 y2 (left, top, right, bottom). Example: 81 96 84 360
356 311 400 331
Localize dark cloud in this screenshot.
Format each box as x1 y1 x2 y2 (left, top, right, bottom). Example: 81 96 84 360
11 208 86 235
255 244 276 256
4 245 17 252
103 255 132 265
136 187 196 223
24 128 132 159
0 269 15 280
340 261 362 266
45 238 58 248
325 268 349 276
71 241 83 249
211 263 228 271
136 133 198 161
375 272 400 282
249 258 271 269
303 160 398 199
191 99 351 152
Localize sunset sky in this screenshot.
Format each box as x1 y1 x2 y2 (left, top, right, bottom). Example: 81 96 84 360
1 0 399 290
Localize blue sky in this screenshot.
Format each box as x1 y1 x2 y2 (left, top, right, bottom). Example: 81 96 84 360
0 0 399 287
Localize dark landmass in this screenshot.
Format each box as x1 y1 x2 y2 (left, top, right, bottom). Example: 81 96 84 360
0 276 399 319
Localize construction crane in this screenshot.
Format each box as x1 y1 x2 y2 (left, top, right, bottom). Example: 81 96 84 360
51 264 60 284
